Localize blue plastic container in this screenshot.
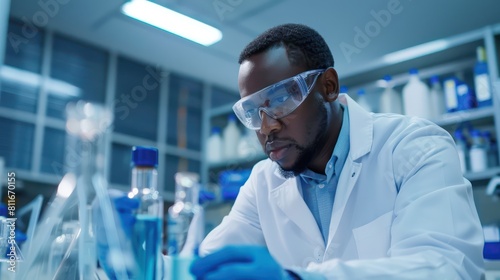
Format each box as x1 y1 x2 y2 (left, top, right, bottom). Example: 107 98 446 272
219 169 252 200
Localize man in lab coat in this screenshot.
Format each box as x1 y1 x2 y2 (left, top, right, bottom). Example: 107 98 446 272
189 23 485 279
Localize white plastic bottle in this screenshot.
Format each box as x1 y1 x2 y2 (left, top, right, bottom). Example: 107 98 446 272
454 130 468 174
428 75 446 120
402 68 432 119
222 114 241 161
379 75 403 114
237 128 262 159
469 129 488 172
356 89 372 112
206 127 223 163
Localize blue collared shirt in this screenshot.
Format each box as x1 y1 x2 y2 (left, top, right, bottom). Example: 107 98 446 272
299 104 350 244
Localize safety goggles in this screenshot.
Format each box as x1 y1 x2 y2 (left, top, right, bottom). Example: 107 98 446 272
232 69 325 130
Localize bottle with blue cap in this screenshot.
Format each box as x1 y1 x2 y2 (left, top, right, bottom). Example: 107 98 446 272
402 68 431 119
356 88 372 112
222 114 241 161
207 127 223 163
428 75 446 119
129 146 163 280
379 75 403 114
340 85 349 95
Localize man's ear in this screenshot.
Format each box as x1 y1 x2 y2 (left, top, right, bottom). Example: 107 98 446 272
322 67 339 102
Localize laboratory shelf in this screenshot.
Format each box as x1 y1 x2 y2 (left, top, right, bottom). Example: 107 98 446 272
432 106 496 127
464 167 500 182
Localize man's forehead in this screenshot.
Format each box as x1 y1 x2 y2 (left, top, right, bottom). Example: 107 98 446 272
238 47 303 97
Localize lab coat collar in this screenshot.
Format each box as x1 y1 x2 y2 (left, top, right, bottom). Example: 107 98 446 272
325 94 371 249
338 94 373 161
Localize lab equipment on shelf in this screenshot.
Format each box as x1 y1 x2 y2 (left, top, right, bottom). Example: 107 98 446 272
129 146 163 280
454 129 469 174
469 129 488 172
483 131 499 168
340 85 349 95
379 75 403 115
474 46 493 108
402 68 431 119
237 128 263 159
222 114 241 161
444 76 460 113
428 75 446 119
356 88 372 112
455 72 477 111
219 169 252 201
207 127 223 163
168 172 204 280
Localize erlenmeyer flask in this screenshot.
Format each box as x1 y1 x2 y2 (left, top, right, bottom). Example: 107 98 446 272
65 101 113 280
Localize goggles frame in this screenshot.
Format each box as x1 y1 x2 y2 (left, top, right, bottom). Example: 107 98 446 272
232 69 325 130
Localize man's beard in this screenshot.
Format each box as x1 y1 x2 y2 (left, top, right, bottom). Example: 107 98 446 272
278 105 329 179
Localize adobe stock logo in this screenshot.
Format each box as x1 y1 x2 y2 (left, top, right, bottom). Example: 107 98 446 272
213 0 243 21
340 0 404 63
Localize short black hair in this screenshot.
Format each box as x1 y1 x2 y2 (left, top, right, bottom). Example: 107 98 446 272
238 23 334 70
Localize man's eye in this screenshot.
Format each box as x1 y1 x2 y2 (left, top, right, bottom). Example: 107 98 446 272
245 108 258 118
270 95 289 106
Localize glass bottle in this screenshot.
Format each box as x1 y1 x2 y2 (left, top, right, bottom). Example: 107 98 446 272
469 130 488 172
168 172 204 280
454 129 469 174
129 146 163 280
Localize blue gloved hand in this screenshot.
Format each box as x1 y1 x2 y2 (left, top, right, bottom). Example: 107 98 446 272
92 189 139 279
190 245 295 280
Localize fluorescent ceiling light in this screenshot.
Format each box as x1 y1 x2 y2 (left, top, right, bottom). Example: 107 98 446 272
382 39 449 64
121 0 223 46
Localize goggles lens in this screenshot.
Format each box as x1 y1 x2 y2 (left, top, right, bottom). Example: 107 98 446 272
232 69 325 130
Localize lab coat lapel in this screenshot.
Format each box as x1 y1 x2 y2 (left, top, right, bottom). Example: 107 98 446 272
327 94 373 248
271 177 324 246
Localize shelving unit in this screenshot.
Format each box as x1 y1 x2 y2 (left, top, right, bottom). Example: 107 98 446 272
465 167 500 182
201 23 500 194
433 106 495 127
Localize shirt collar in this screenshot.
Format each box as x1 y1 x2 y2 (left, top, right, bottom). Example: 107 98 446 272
300 104 350 185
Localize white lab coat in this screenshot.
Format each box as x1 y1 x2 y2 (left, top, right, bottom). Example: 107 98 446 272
200 94 484 279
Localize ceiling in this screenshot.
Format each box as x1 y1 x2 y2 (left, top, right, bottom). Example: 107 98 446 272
8 0 500 92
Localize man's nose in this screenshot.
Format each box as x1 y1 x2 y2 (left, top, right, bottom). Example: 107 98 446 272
259 110 281 136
